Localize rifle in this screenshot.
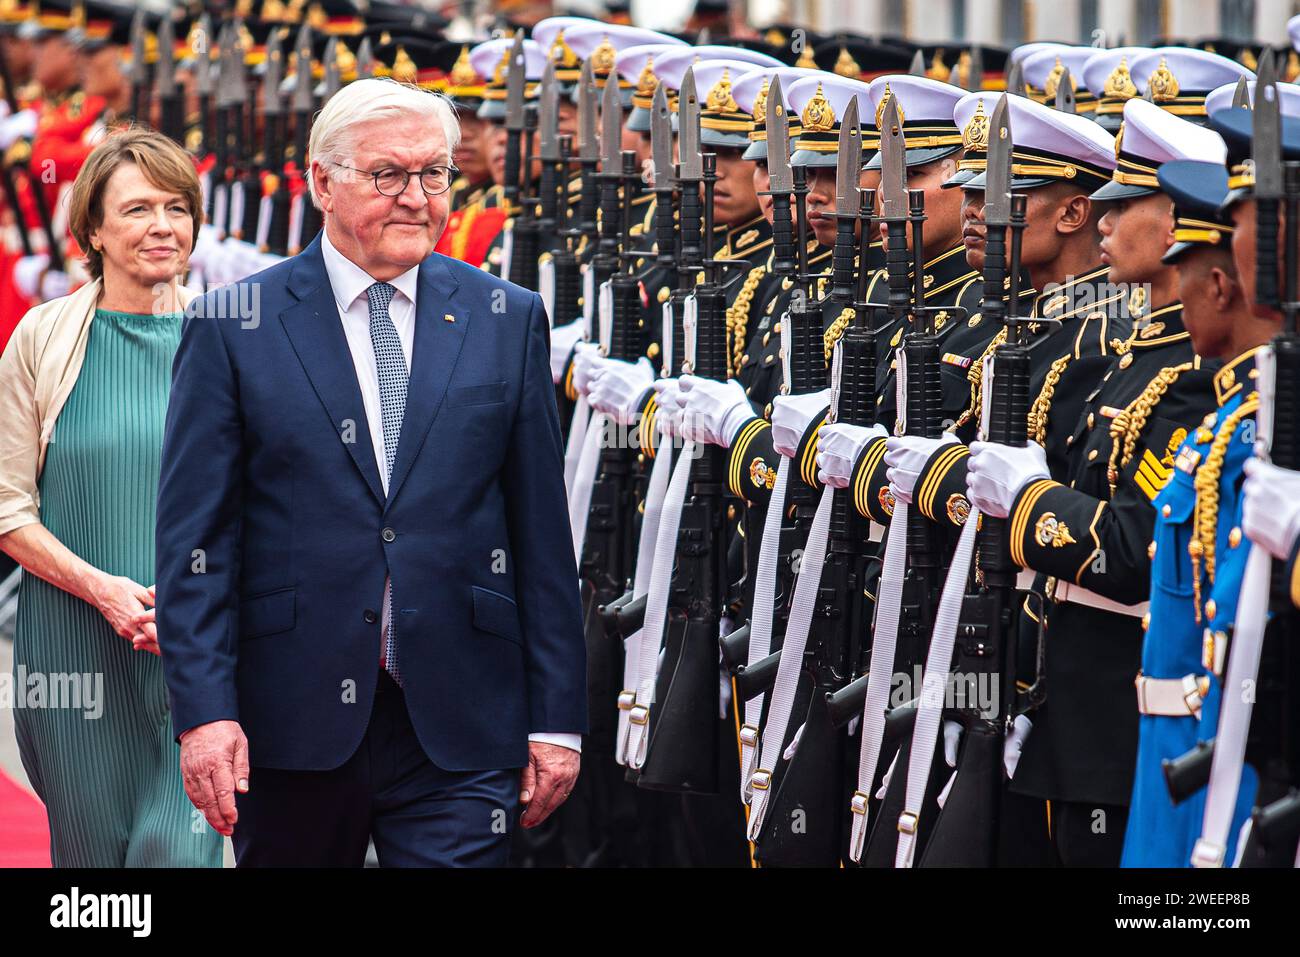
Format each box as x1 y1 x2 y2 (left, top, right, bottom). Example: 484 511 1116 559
243 25 280 247
0 25 61 265
287 25 317 255
502 35 539 290
156 16 185 146
747 98 871 866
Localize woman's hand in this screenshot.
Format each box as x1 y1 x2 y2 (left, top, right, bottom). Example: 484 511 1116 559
87 572 156 645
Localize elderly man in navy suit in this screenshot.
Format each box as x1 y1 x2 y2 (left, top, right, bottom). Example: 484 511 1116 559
155 77 587 867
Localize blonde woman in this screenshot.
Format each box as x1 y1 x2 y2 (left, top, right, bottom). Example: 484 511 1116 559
0 128 222 867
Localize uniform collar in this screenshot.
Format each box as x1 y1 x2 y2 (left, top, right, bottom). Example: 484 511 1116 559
1031 263 1115 321
719 213 772 258
1126 301 1188 349
1214 347 1260 407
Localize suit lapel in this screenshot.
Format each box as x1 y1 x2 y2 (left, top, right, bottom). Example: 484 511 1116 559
278 236 387 507
385 254 467 509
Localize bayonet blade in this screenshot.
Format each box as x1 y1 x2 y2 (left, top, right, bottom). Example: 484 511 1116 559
578 59 598 161
968 47 984 91
651 82 672 187
505 33 526 131
292 40 315 113
600 64 620 171
356 36 374 80
1054 67 1076 113
984 95 1012 227
835 94 861 217
156 15 176 96
1006 59 1025 98
194 14 213 96
129 11 145 85
320 37 340 102
539 59 559 160
909 49 925 76
1254 49 1282 199
766 75 792 192
1231 75 1250 109
262 28 283 115
678 66 702 180
879 95 907 219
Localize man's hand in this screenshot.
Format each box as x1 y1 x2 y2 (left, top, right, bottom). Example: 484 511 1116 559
179 719 250 837
519 741 580 829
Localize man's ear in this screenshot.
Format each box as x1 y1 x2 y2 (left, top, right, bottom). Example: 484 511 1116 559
1209 265 1239 311
312 160 334 213
1056 192 1094 236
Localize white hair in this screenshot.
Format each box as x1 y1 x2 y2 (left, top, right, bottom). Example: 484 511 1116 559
307 78 461 209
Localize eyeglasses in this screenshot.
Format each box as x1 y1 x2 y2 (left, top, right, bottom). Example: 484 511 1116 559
331 163 460 197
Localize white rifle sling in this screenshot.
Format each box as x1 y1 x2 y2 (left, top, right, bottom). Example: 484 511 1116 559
848 348 914 861
538 255 556 326
627 440 697 769
739 455 791 800
568 413 608 567
896 510 979 867
499 225 514 283
747 484 835 840
1194 344 1273 868
616 438 674 764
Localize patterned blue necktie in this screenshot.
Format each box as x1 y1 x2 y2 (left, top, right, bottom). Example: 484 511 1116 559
366 281 408 684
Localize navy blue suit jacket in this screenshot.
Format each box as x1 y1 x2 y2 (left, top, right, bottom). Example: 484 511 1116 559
156 235 587 772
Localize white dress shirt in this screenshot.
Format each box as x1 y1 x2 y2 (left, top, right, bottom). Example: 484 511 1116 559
321 230 580 754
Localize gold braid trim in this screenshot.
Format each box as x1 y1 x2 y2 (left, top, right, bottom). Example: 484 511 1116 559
1105 362 1194 495
824 307 856 362
1028 354 1072 446
726 265 766 378
1190 396 1259 620
951 327 1007 432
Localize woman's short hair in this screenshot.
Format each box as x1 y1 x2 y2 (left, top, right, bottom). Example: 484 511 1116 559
307 78 461 209
68 127 203 281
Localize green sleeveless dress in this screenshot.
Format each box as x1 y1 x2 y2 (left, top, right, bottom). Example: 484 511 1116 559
12 306 224 867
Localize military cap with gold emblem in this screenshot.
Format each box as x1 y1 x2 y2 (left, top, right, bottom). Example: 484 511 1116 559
731 66 822 161
1156 159 1234 264
1080 47 1153 132
655 56 768 149
1092 97 1226 202
786 73 873 167
862 74 966 170
810 36 913 82
1209 78 1300 209
531 16 597 95
369 38 446 91
433 41 487 111
650 44 785 99
943 90 1001 188
562 23 685 109
1021 46 1101 112
964 92 1116 192
470 35 545 122
615 42 688 133
1131 48 1254 123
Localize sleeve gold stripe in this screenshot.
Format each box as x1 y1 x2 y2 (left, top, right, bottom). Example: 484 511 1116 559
854 436 888 519
1073 500 1107 584
564 359 578 402
1292 551 1300 610
638 394 658 459
918 444 968 521
727 418 768 497
799 417 828 487
1009 479 1061 570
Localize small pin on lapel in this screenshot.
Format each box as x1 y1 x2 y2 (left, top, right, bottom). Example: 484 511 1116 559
444 313 455 323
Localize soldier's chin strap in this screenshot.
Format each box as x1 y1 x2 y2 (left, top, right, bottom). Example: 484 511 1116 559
1193 345 1274 867
616 437 674 765
848 351 913 863
894 351 994 868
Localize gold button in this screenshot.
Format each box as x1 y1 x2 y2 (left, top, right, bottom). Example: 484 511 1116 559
1067 435 1074 446
647 342 660 359
765 403 773 417
1229 527 1242 548
1087 413 1095 429
727 504 736 521
1119 353 1134 369
1088 449 1098 461
741 354 750 366
763 332 771 346
773 322 782 334
1162 504 1172 517
637 453 645 464
1148 541 1157 560
1141 612 1150 632
1206 598 1217 620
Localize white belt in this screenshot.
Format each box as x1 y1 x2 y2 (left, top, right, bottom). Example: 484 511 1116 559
1134 673 1209 719
1016 568 1038 590
869 520 885 543
1053 580 1149 619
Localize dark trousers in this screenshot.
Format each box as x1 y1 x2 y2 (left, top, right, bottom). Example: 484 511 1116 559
1049 799 1129 867
232 670 519 867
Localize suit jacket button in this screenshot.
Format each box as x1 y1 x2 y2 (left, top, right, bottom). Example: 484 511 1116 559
382 527 396 542
363 609 378 624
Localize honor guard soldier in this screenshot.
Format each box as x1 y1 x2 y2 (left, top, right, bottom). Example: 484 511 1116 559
954 95 1228 867
1020 46 1102 114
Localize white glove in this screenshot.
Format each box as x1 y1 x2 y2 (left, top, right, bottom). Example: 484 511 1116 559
652 377 684 438
570 341 603 396
966 440 1050 519
885 433 959 506
1242 457 1300 561
936 719 963 810
549 321 586 384
1003 714 1032 780
40 269 69 301
0 109 37 149
13 253 49 300
816 422 889 488
770 388 831 458
675 374 754 448
587 356 654 426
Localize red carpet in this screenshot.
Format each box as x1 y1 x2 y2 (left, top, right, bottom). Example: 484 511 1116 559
0 768 50 867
